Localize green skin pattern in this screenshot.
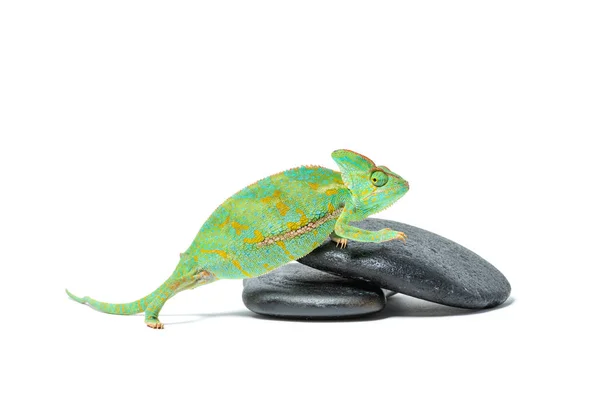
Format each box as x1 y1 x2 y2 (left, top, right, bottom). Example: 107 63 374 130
66 149 409 329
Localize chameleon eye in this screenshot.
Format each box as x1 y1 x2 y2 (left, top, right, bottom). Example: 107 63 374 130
370 170 388 187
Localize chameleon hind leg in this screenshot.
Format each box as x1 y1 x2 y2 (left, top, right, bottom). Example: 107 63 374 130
145 269 217 329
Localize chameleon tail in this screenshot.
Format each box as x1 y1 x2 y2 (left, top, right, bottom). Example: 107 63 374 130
65 288 154 315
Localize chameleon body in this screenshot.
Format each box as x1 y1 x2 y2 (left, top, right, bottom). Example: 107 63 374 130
66 150 409 328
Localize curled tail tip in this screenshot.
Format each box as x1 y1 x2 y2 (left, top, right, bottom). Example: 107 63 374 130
65 289 86 304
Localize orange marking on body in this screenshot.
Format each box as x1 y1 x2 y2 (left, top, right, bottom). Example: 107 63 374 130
312 241 319 247
232 259 252 277
276 202 290 216
313 230 318 236
218 216 231 228
244 230 265 244
260 190 290 216
261 190 282 203
298 209 308 225
276 241 295 260
193 255 199 262
325 188 338 196
200 249 229 259
231 221 249 235
200 249 250 277
287 209 308 231
263 263 272 271
327 203 335 213
308 182 320 190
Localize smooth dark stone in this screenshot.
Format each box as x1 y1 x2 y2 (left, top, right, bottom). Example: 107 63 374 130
242 262 386 319
298 218 511 309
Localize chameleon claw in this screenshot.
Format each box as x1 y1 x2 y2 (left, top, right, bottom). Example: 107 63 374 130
146 320 164 329
396 232 408 243
332 237 348 248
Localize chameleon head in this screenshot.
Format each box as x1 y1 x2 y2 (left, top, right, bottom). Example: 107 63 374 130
331 149 409 219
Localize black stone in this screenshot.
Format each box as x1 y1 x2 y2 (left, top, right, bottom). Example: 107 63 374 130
242 262 386 319
298 218 511 309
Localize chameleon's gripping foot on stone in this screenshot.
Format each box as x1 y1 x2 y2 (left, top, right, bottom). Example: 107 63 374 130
396 232 408 243
332 237 348 249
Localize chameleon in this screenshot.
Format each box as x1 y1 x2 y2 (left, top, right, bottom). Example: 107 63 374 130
66 149 409 329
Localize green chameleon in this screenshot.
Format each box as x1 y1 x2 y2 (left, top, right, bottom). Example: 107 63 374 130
66 149 409 329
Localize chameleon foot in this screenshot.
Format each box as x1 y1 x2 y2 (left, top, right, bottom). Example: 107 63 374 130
396 231 407 243
146 319 164 329
331 237 348 249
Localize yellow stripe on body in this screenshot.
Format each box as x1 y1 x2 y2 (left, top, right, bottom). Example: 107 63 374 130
276 241 295 260
199 249 252 278
244 230 264 244
231 221 249 235
276 202 290 216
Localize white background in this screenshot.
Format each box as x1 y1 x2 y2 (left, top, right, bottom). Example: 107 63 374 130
1 1 598 399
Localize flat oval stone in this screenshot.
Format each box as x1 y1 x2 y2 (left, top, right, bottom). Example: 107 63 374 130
242 262 386 319
298 218 511 309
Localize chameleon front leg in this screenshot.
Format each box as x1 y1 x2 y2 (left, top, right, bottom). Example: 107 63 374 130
329 231 349 248
333 208 407 244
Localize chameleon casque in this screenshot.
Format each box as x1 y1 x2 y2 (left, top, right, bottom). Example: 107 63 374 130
66 149 409 328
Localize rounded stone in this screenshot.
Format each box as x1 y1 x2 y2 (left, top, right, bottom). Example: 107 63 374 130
242 262 386 319
298 218 511 309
